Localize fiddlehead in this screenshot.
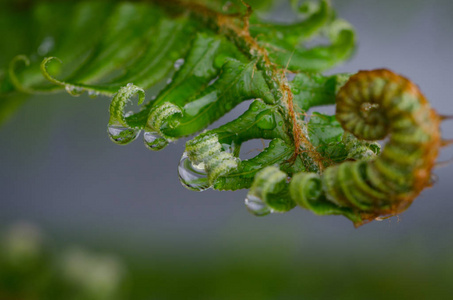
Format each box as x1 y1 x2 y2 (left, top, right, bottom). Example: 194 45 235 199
288 69 442 225
107 83 145 144
180 133 240 191
246 166 295 216
326 69 441 220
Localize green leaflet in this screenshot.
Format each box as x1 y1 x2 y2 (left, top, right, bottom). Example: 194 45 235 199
307 112 380 165
156 59 275 138
110 33 230 132
268 19 356 72
214 138 296 191
289 72 351 113
251 0 331 46
5 0 433 226
246 166 295 216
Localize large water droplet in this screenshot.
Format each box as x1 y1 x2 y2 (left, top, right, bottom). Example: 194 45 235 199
178 153 211 191
245 194 271 216
256 111 276 130
143 131 168 151
108 124 140 145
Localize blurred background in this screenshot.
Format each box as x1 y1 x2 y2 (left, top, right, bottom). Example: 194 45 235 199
1 0 453 299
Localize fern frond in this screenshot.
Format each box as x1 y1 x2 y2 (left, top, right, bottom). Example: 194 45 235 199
0 0 444 226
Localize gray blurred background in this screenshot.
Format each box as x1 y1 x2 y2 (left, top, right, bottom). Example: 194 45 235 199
1 0 453 298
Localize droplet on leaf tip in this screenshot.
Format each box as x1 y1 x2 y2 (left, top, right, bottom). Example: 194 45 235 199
245 194 271 216
108 124 140 145
178 153 211 192
143 131 168 151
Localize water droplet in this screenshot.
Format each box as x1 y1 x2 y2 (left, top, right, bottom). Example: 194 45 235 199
65 85 74 93
166 78 173 84
127 83 133 87
143 131 168 151
250 102 260 112
178 153 211 191
174 58 184 70
65 85 83 96
107 124 140 145
88 90 99 98
256 111 276 130
245 194 271 216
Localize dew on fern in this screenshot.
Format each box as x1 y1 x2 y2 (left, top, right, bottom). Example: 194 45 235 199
178 153 211 192
245 194 272 217
107 124 140 145
143 131 168 151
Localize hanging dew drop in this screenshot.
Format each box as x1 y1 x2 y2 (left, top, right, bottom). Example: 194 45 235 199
143 131 168 151
245 194 271 216
65 85 83 96
178 153 211 192
107 124 140 145
65 85 75 94
88 90 99 99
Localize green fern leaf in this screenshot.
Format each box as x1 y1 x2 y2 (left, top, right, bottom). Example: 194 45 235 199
0 0 444 226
